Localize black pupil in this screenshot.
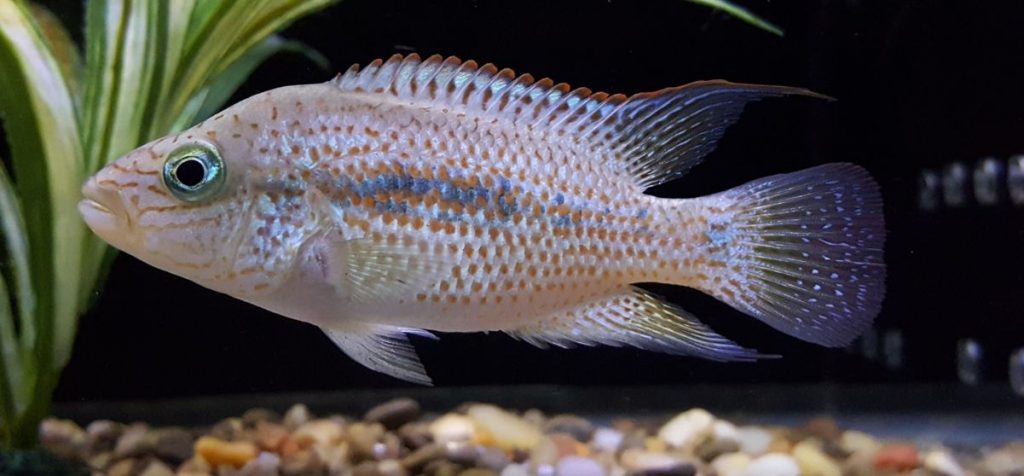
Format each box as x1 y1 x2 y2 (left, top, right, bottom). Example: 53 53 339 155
174 157 206 188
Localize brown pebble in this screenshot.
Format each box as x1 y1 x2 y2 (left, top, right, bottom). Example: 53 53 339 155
543 414 595 442
38 418 87 460
138 459 175 476
398 421 434 448
802 416 841 441
424 459 464 476
113 423 155 459
241 408 280 428
874 443 919 471
85 419 124 453
458 468 498 476
152 427 194 462
280 448 325 476
210 418 245 441
401 443 444 470
106 458 138 476
195 436 258 468
364 397 421 430
254 421 289 452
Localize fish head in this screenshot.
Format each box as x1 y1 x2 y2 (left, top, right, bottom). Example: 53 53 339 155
79 98 317 296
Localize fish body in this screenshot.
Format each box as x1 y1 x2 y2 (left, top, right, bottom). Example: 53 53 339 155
79 54 886 384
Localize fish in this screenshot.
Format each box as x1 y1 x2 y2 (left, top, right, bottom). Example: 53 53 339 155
78 54 886 385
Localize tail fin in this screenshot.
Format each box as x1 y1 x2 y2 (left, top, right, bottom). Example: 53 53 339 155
701 163 886 347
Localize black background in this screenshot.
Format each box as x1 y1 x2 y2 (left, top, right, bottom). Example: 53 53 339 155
33 0 1024 401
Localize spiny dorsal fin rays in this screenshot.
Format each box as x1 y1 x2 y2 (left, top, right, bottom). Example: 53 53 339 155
331 54 829 188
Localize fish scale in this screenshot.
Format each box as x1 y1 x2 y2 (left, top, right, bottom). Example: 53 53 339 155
79 54 886 385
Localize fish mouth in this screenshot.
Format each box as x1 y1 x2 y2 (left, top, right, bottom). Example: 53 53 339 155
78 176 130 238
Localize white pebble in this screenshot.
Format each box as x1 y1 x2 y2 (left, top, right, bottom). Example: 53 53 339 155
657 408 714 448
711 452 751 476
467 404 543 450
839 430 881 456
711 420 740 445
742 452 801 476
736 426 774 455
501 463 531 476
923 450 965 476
620 448 685 471
557 456 607 476
428 413 476 443
592 427 625 453
792 440 841 476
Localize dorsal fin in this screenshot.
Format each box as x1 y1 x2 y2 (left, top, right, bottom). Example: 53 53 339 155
332 54 829 188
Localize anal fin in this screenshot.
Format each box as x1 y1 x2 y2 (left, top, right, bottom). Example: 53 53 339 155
506 286 767 362
323 324 437 385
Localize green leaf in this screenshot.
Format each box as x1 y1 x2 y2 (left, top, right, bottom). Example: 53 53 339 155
0 0 84 371
686 0 783 36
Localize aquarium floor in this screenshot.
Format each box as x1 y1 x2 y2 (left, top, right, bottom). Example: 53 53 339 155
54 383 1022 446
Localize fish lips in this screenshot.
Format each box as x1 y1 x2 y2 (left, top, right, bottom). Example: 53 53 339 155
78 176 131 242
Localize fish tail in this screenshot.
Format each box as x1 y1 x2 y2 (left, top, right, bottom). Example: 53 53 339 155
677 163 886 347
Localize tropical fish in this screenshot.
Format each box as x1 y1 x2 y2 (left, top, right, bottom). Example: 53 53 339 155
79 54 886 384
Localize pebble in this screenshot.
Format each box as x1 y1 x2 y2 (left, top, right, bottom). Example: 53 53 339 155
838 430 880 456
557 455 606 476
543 414 595 441
282 403 311 430
801 417 840 441
280 448 323 475
980 442 1024 474
477 445 511 471
592 427 625 453
365 397 421 430
620 448 688 472
402 443 444 469
873 443 919 471
735 426 773 456
292 418 344 448
430 413 478 444
85 419 123 453
459 468 499 476
694 421 740 461
500 463 531 476
38 418 86 460
137 459 175 476
398 421 434 448
466 404 543 450
656 409 713 449
113 423 155 458
253 421 289 452
792 440 841 476
347 421 386 458
195 436 258 468
241 408 280 428
742 453 800 476
922 449 965 476
230 452 282 476
107 458 138 476
710 452 751 476
152 426 194 462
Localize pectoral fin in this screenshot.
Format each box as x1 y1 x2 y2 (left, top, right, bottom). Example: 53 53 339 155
322 237 453 305
323 324 437 385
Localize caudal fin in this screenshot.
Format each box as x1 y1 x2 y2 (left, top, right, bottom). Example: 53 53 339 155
701 163 886 347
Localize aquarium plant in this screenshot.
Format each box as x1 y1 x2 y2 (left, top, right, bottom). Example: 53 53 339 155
0 0 334 449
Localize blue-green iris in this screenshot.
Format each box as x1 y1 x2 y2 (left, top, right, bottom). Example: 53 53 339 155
162 142 225 202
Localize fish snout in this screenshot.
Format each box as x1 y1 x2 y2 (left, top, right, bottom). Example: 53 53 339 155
79 175 131 238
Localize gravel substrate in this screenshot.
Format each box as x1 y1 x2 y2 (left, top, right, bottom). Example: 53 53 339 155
37 398 1023 475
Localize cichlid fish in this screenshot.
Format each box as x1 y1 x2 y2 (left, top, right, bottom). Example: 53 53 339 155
79 54 886 384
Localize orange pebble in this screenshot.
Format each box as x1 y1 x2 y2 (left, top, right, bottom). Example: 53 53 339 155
873 443 919 471
195 436 258 468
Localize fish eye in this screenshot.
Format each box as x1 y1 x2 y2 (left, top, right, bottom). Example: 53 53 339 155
162 142 225 202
